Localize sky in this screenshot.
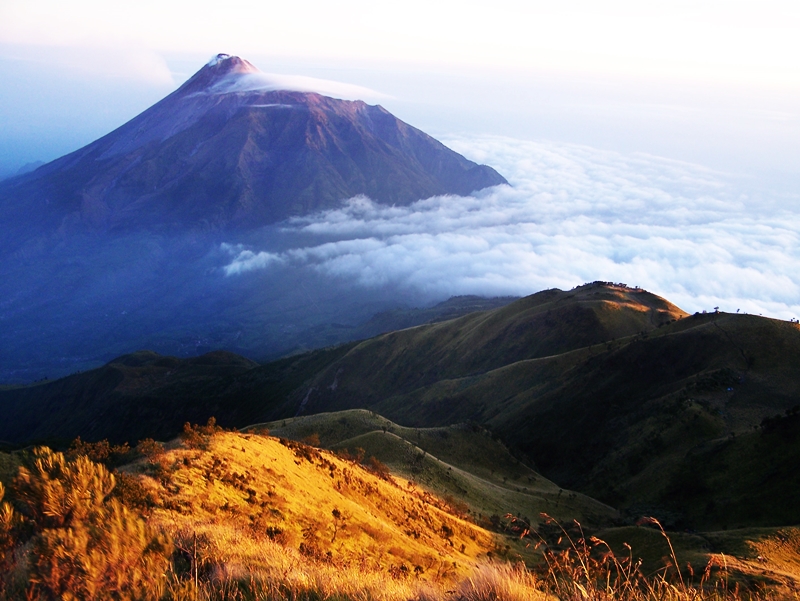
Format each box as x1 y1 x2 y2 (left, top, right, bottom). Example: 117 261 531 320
1 0 799 317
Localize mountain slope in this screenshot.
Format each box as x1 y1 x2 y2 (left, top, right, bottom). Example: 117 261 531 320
3 282 800 530
0 346 352 446
278 284 800 528
251 409 618 528
291 282 689 414
136 430 497 579
0 54 506 247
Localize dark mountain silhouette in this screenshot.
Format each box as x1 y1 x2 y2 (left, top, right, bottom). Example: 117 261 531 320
0 54 506 248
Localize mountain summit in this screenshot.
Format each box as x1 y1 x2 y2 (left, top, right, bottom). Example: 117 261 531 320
0 54 507 244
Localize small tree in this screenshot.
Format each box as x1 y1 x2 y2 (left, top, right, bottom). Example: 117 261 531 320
135 438 165 463
365 456 393 481
331 507 347 542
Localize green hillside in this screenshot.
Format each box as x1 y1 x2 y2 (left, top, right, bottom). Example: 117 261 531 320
286 283 687 416
273 284 800 529
0 346 354 445
251 409 618 529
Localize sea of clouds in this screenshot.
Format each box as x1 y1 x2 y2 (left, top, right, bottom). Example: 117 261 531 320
223 135 800 320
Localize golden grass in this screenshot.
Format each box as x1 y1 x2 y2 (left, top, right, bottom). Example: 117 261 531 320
254 409 618 533
1 433 795 600
456 562 550 601
134 431 793 600
135 430 495 580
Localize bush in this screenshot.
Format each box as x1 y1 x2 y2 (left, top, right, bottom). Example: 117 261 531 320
135 439 165 463
68 437 131 466
111 471 160 512
365 456 393 482
181 417 223 449
2 447 173 600
26 499 172 600
14 447 116 529
302 433 321 447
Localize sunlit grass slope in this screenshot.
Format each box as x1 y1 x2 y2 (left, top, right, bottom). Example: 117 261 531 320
133 429 496 580
253 409 617 529
1 432 799 598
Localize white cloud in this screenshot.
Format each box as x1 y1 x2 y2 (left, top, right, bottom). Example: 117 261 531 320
222 246 283 275
223 135 800 320
209 72 389 101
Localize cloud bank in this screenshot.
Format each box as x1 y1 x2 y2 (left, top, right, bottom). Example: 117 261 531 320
223 135 800 320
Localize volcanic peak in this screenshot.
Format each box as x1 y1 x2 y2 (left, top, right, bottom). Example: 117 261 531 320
0 53 508 241
177 53 261 95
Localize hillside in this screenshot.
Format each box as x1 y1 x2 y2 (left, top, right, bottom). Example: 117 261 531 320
3 282 800 531
0 428 541 600
274 283 800 529
252 409 618 528
288 282 689 416
132 429 497 579
3 421 800 599
0 347 351 446
0 296 518 444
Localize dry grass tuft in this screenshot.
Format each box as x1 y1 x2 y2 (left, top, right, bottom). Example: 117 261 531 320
457 562 548 601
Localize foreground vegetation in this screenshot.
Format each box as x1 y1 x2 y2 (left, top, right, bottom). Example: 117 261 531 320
0 423 796 600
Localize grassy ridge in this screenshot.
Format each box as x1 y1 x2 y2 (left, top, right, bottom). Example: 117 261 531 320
283 287 800 529
0 344 355 445
292 283 688 416
254 409 618 530
137 430 496 578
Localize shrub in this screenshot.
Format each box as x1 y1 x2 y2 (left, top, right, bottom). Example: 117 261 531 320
111 471 160 512
68 437 131 466
365 456 393 482
302 433 321 447
26 499 172 600
13 447 116 529
2 447 173 600
135 438 166 463
181 417 223 449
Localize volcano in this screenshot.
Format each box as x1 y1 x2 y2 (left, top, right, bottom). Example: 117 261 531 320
0 54 507 247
